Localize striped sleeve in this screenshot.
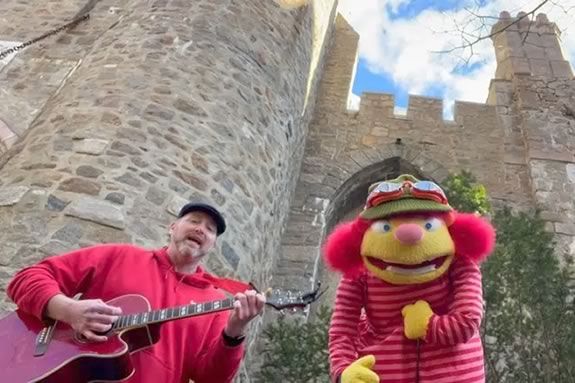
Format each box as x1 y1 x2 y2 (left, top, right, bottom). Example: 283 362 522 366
425 257 484 345
328 276 365 382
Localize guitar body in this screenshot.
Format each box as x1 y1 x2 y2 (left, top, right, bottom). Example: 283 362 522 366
0 285 320 382
0 294 160 383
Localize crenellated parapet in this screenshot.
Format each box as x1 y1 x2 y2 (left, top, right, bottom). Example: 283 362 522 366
355 92 497 128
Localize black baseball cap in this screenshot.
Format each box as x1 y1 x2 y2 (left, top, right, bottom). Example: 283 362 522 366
178 202 226 235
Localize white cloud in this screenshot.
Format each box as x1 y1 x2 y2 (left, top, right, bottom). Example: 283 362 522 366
337 0 575 113
348 92 361 110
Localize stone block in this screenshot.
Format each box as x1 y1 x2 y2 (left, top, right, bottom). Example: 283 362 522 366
555 223 575 236
539 210 564 222
529 58 552 76
66 197 126 229
46 194 69 211
221 240 240 270
58 177 101 196
550 60 574 78
105 192 126 205
0 186 29 206
545 47 565 60
524 44 545 59
0 118 17 154
52 223 84 244
528 148 574 163
166 195 189 217
510 57 530 74
567 163 575 184
74 139 109 155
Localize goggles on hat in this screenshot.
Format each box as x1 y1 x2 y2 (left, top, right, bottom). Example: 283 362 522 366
365 180 448 208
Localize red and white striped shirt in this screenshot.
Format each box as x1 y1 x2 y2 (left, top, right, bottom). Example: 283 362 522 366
329 257 485 383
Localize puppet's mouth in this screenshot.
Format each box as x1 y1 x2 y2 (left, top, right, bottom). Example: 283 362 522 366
366 255 449 275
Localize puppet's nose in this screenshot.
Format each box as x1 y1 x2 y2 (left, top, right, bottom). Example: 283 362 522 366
394 224 423 245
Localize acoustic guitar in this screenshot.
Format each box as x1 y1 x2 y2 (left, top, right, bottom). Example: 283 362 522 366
0 284 323 382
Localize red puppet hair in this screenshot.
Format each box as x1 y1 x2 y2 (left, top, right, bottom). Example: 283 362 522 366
322 218 370 279
322 211 496 278
448 212 496 263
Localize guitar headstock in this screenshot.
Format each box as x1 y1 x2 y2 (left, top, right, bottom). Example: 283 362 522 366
262 282 326 311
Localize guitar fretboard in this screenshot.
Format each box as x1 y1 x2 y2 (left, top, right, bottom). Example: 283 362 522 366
111 298 234 330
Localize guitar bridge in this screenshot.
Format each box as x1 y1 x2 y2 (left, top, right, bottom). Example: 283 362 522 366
34 321 57 357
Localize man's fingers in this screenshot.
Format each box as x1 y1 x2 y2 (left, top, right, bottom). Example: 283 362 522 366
255 293 266 312
235 294 248 320
86 312 119 324
88 321 113 333
92 302 122 316
245 290 258 316
81 330 108 342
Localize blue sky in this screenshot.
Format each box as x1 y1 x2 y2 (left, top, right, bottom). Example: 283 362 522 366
339 0 575 117
386 0 467 20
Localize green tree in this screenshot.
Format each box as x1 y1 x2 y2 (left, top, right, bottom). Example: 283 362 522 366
442 170 491 215
254 305 332 383
444 171 575 382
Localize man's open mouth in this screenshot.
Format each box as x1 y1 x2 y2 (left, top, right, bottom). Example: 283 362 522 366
366 255 449 275
186 236 202 247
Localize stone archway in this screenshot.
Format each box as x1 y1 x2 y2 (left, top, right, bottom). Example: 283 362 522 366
273 143 451 315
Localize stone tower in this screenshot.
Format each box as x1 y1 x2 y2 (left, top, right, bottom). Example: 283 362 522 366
488 11 575 257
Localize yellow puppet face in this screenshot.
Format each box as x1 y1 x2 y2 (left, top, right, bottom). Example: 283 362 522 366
360 215 455 285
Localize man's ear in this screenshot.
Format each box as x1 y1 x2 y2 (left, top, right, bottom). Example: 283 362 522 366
168 221 176 235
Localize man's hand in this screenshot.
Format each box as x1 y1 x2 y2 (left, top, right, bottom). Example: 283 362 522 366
46 294 122 342
341 355 379 383
224 290 266 338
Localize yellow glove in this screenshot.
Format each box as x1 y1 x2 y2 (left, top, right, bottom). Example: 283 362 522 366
401 300 434 340
341 355 379 383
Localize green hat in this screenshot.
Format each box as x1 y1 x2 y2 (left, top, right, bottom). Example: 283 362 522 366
360 174 452 220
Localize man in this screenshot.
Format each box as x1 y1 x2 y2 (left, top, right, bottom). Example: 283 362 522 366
7 202 265 383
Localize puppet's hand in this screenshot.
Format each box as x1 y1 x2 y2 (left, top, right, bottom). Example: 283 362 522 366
341 355 379 383
401 300 434 340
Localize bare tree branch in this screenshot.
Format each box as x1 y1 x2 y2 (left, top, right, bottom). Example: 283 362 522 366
433 0 550 55
550 0 575 14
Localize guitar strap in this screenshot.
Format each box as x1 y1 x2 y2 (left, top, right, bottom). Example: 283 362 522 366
200 273 255 295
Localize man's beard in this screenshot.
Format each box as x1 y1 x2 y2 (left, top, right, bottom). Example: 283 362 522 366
177 240 205 259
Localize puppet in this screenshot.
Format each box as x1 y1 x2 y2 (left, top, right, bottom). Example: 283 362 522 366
323 174 495 383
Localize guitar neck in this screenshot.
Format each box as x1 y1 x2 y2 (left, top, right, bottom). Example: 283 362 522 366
111 297 237 331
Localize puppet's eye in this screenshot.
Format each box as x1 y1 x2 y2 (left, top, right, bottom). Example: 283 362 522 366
372 221 392 233
423 218 442 231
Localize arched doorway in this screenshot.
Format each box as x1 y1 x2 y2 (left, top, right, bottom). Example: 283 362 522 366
273 150 451 318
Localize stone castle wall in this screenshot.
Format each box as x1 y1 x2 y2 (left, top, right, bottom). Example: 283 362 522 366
0 0 338 380
1 2 575 381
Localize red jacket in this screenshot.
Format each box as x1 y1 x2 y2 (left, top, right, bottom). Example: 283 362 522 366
7 244 246 383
